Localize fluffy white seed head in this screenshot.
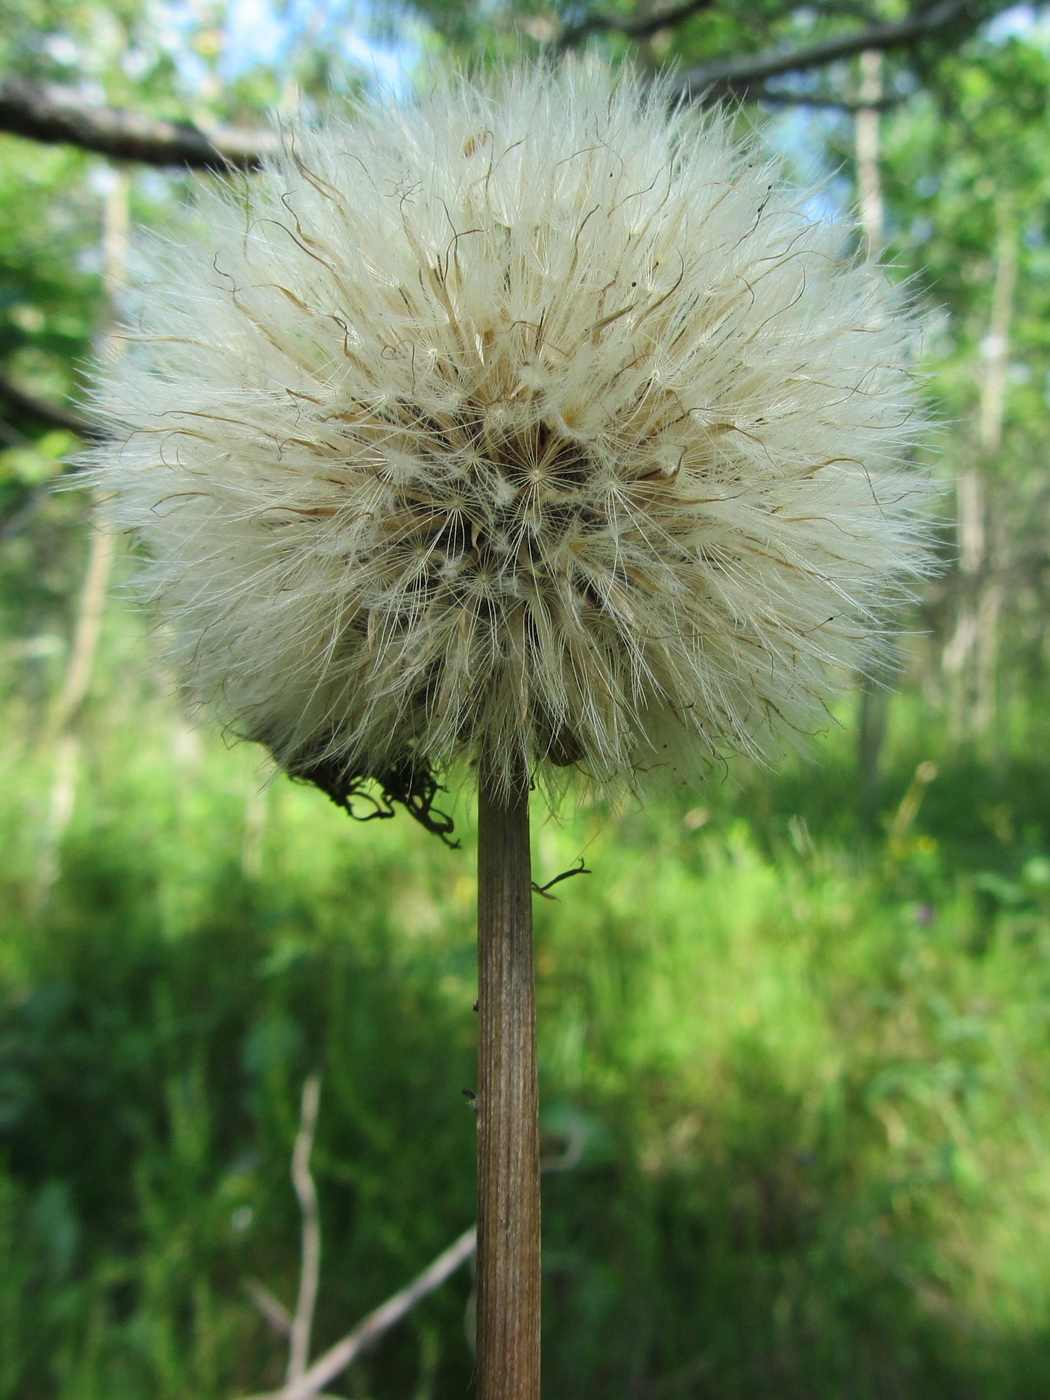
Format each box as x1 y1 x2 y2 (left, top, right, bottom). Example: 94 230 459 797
90 67 932 805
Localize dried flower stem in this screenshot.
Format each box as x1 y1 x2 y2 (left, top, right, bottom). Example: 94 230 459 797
244 1226 478 1400
476 762 541 1400
287 1072 322 1385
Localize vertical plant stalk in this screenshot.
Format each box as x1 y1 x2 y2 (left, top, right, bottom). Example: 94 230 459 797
475 763 541 1400
286 1072 322 1386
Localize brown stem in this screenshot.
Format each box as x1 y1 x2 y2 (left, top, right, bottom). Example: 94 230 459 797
476 765 541 1400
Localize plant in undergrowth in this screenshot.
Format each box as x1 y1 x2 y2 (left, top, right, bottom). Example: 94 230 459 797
85 65 934 1399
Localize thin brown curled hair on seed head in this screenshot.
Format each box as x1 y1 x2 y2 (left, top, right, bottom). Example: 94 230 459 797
286 746 460 847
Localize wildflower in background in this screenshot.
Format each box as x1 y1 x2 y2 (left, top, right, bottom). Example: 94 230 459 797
89 67 931 810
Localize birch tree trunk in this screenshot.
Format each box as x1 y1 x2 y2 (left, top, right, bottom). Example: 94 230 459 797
854 50 891 826
35 167 127 900
943 203 1017 742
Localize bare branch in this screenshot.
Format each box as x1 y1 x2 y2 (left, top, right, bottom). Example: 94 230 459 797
0 369 100 440
244 1226 478 1400
0 2 1007 173
557 0 717 50
755 88 903 111
0 371 94 540
674 0 1000 100
246 1280 295 1338
0 77 277 169
287 1073 323 1385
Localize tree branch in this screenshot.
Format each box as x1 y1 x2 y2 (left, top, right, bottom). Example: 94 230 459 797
0 2 1007 172
246 1279 294 1338
674 0 1000 100
0 368 99 440
286 1073 323 1386
0 374 97 542
0 77 277 169
755 87 904 111
244 1226 478 1400
557 0 718 50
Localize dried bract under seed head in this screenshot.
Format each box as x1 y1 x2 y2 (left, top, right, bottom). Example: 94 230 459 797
90 67 933 801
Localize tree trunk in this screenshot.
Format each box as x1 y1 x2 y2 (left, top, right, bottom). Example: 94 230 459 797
35 168 128 901
944 204 1017 739
854 50 893 825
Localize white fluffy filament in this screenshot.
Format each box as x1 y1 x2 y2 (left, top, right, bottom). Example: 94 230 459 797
90 67 933 799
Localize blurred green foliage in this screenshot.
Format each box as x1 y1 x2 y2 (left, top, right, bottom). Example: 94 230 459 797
4 585 1050 1397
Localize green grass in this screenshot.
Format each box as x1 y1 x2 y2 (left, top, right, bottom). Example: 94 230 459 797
4 605 1050 1396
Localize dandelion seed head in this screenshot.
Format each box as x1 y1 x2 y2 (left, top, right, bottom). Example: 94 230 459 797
90 67 933 802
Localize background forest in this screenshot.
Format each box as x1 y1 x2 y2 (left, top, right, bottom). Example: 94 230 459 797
4 0 1050 1397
